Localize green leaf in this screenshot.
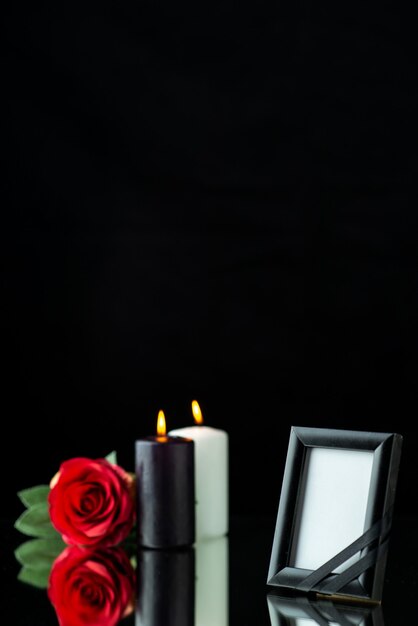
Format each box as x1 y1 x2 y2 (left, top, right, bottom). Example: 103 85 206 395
105 450 117 465
15 538 66 570
130 555 137 570
17 485 50 508
14 503 60 538
18 565 50 589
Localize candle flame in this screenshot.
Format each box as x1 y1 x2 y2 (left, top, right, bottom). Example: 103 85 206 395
157 410 167 436
192 400 204 425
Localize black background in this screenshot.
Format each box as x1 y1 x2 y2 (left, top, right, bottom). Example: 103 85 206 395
3 4 418 521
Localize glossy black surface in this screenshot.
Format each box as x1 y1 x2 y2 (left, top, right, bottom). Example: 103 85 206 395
2 515 417 625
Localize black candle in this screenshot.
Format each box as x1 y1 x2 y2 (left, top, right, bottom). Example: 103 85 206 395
135 410 195 548
135 547 195 626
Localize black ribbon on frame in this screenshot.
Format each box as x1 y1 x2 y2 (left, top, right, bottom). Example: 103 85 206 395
295 507 393 596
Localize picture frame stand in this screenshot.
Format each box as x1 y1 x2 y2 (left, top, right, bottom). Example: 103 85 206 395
267 427 402 604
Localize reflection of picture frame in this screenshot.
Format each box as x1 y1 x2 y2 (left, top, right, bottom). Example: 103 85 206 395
267 594 384 626
267 427 402 603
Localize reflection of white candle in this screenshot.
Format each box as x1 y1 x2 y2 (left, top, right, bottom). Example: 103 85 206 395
196 537 228 626
169 400 228 539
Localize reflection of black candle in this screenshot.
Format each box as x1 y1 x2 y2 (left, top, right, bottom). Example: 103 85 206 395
136 548 195 626
135 411 195 548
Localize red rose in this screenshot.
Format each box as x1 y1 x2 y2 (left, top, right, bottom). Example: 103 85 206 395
48 458 135 547
48 546 135 626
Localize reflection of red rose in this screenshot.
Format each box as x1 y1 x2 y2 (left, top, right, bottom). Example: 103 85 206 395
48 458 135 547
48 546 135 626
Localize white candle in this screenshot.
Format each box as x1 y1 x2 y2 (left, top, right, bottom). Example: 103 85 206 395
195 537 228 626
169 400 228 539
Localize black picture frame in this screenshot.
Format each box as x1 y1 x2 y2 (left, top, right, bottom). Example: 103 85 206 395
267 594 385 626
267 427 402 603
